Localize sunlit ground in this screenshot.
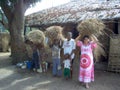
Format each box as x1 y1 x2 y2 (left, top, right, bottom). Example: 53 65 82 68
0 52 120 90
0 52 10 57
0 68 14 79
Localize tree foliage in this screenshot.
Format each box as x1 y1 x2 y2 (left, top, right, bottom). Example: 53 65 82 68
0 0 41 64
0 0 41 26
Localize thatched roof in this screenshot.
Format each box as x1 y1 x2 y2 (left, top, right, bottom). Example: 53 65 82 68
25 0 120 27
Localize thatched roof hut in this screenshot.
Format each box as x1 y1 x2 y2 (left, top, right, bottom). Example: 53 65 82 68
25 0 120 27
25 0 120 50
25 0 120 58
25 0 120 73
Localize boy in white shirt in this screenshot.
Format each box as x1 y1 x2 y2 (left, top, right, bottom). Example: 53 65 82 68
63 54 71 80
62 32 76 78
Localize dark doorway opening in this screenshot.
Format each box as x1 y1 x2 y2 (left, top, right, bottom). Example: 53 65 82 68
114 20 118 34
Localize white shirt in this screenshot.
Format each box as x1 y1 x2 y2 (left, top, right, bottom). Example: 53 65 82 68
62 39 76 59
63 59 71 69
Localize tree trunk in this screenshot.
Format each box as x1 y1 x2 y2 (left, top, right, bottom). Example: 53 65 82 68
8 1 28 64
9 23 28 64
0 0 32 64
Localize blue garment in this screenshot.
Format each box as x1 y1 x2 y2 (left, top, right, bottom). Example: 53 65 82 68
32 50 40 69
52 58 62 76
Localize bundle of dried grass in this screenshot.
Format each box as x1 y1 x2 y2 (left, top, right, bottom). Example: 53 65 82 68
27 30 46 46
45 26 65 44
93 43 106 62
42 46 52 63
77 19 105 38
76 19 106 62
0 32 10 52
25 44 33 59
90 35 106 62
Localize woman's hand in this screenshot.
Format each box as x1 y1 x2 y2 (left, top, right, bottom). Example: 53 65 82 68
75 34 81 42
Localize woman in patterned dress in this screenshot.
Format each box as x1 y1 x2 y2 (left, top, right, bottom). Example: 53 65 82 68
76 35 97 89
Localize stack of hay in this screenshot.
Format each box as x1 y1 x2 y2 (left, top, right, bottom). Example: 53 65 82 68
77 19 106 62
45 26 65 45
26 30 45 58
27 30 46 47
26 30 52 62
0 32 10 52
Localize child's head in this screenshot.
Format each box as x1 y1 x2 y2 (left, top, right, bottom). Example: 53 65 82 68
64 53 70 59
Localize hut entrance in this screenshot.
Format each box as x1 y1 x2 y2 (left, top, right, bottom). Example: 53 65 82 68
71 27 79 39
62 24 79 39
114 20 119 34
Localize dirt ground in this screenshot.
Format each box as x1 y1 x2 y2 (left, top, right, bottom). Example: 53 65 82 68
0 52 120 90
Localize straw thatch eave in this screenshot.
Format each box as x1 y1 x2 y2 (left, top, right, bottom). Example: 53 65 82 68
25 0 120 27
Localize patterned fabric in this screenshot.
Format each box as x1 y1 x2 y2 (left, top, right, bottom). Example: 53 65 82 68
77 41 97 83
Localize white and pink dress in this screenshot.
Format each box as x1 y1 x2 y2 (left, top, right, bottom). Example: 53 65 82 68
77 41 97 83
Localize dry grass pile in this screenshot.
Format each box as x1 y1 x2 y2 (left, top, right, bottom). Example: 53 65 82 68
77 19 105 38
25 44 33 59
0 32 10 52
27 30 46 46
40 46 52 63
45 26 65 44
77 19 106 62
91 35 106 62
93 43 106 62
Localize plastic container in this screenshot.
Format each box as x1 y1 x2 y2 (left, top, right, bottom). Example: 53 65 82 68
26 61 33 69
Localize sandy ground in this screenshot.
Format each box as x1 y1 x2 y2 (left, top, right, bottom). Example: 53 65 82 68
0 52 120 90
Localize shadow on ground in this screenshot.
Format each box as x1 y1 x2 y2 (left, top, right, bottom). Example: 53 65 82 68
0 53 120 90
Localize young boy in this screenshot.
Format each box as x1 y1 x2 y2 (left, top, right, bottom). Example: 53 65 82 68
41 53 47 73
63 54 71 80
51 39 62 77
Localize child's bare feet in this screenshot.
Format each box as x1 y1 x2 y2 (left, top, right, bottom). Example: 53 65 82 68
85 83 89 89
66 77 68 80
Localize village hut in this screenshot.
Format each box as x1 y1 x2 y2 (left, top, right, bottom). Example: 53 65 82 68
25 0 120 75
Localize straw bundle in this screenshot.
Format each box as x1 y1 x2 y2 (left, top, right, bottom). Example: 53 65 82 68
45 26 65 44
77 19 105 38
25 44 33 59
93 43 106 62
27 30 46 46
76 19 106 62
0 32 10 52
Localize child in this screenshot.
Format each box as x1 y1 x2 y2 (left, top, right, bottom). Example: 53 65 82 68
25 39 40 72
63 54 71 80
52 39 62 77
41 53 47 73
32 44 40 72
